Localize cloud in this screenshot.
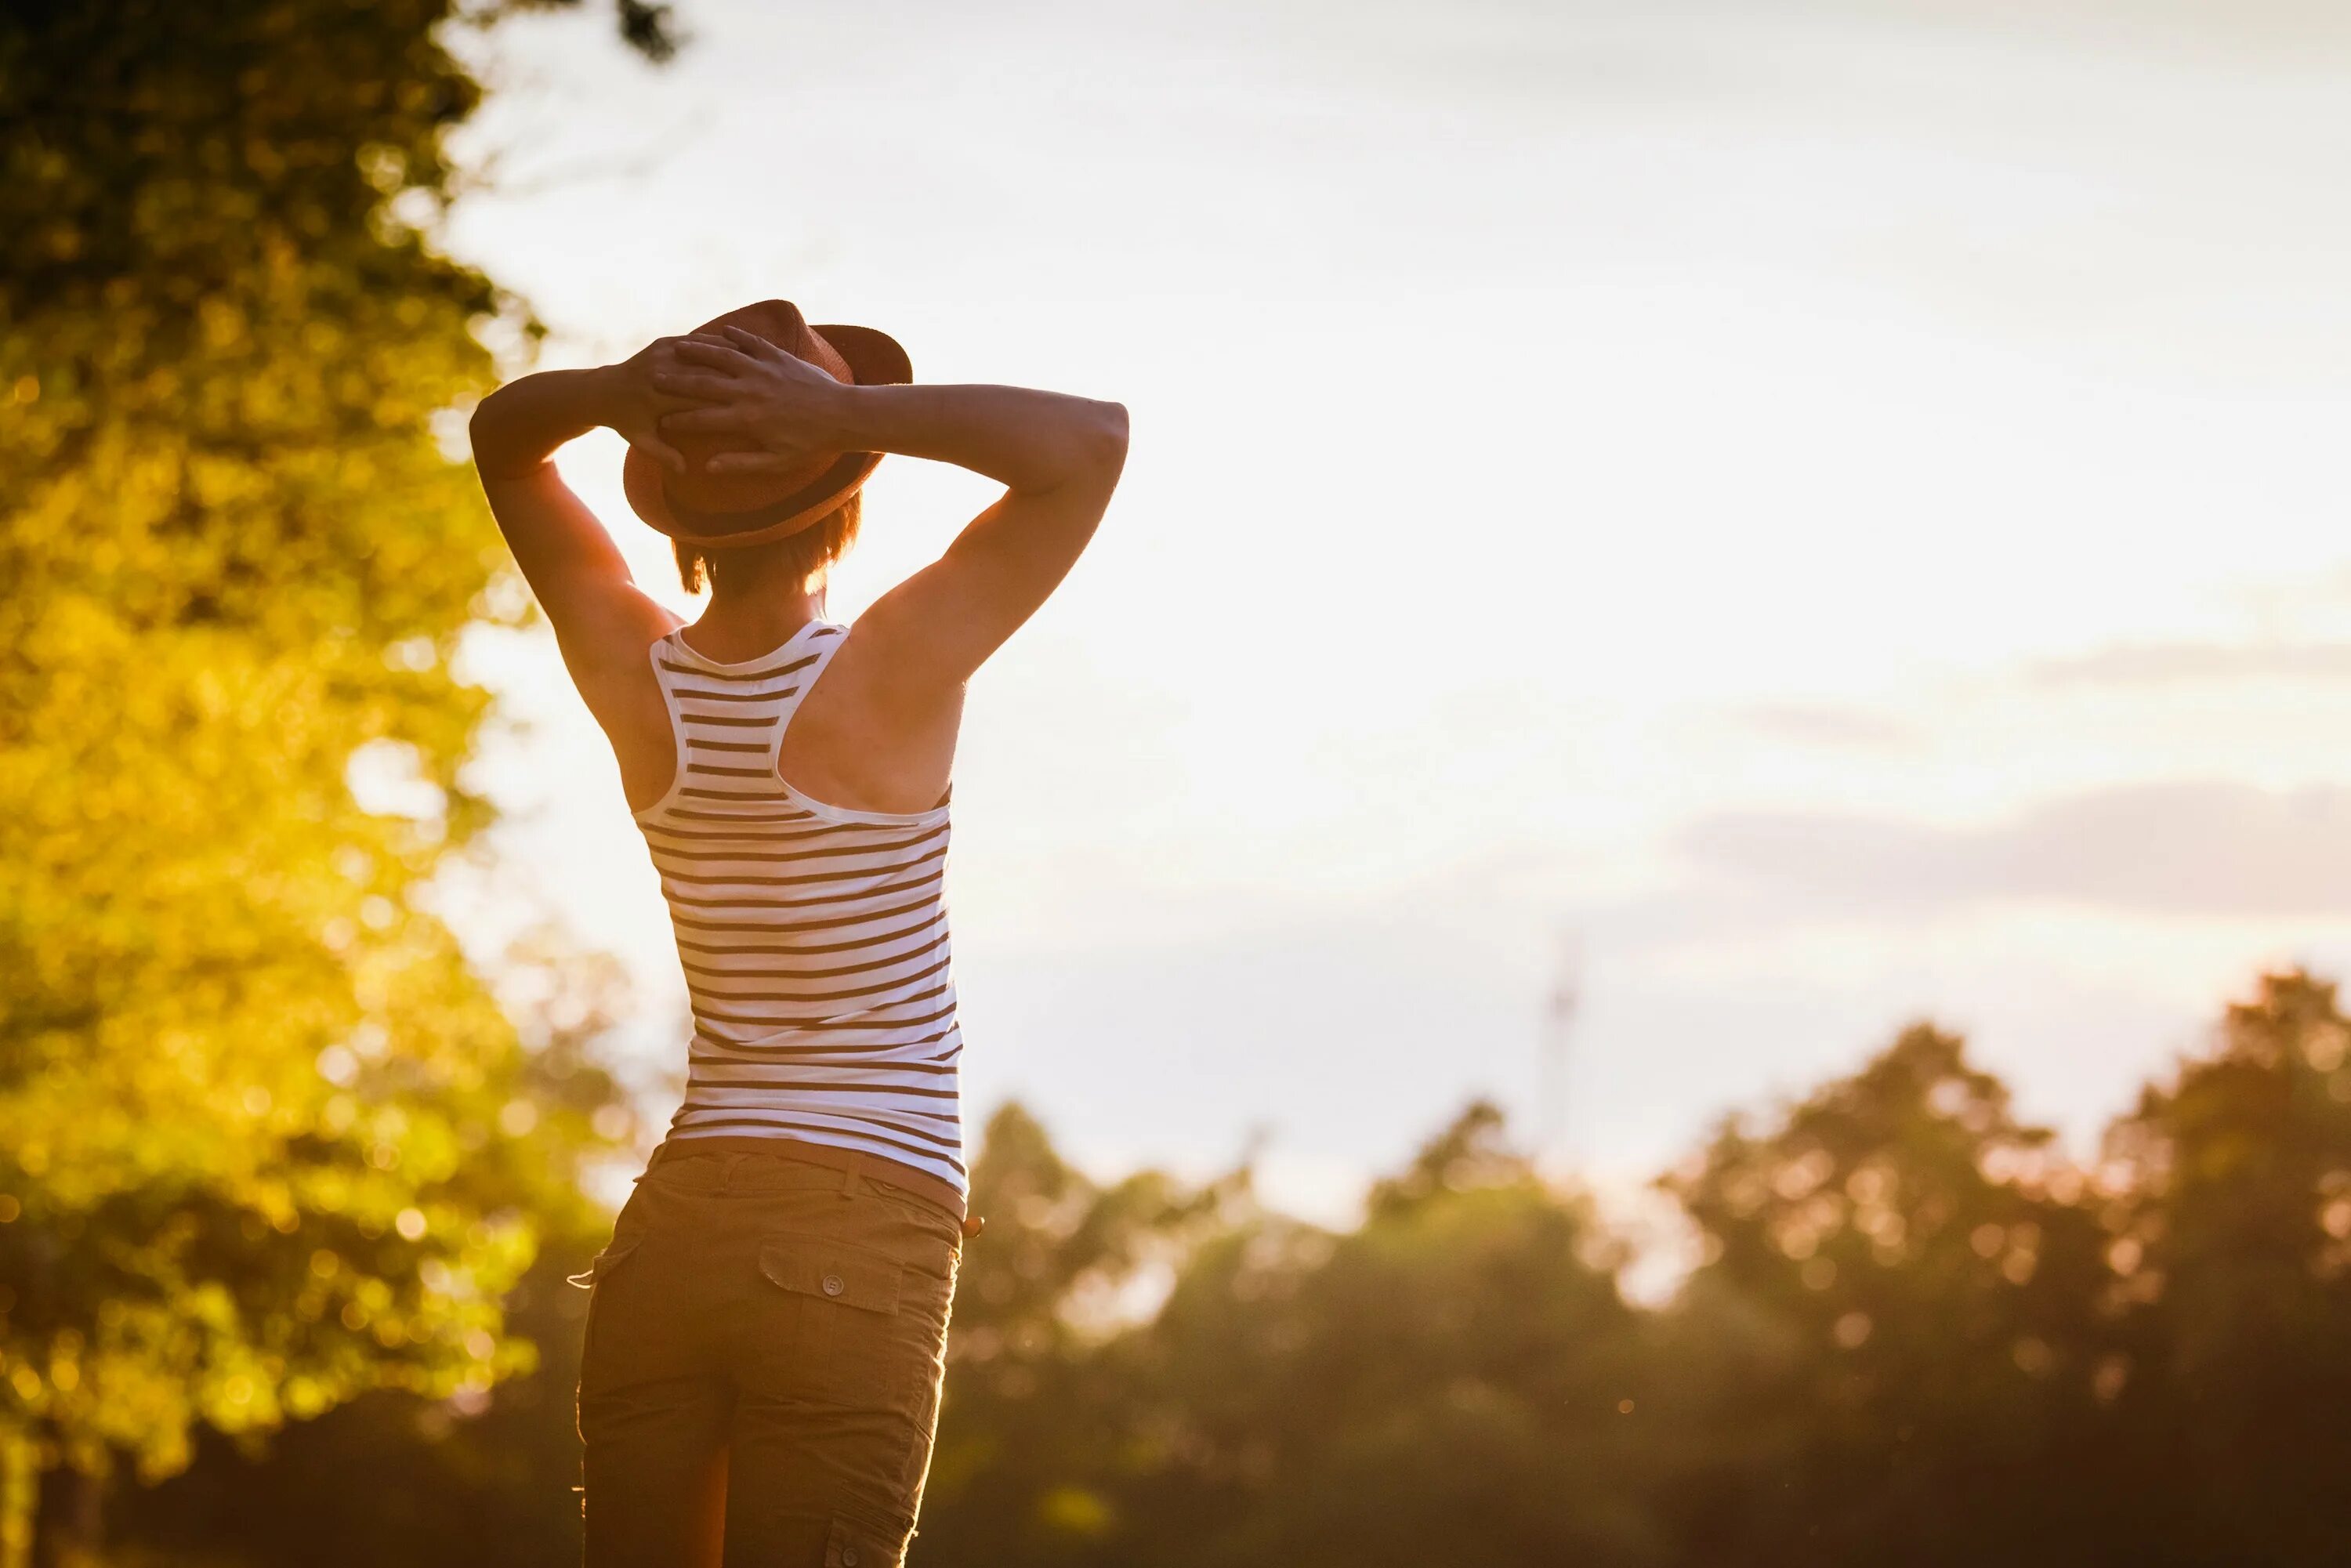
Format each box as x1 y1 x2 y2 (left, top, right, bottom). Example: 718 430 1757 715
2027 643 2351 689
1681 781 2351 917
1733 702 1918 751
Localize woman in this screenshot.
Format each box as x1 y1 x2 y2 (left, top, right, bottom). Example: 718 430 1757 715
469 300 1128 1567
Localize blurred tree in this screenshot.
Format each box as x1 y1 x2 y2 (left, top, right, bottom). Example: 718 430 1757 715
1071 1103 1665 1568
915 1103 1230 1567
95 946 632 1568
1656 1025 2117 1566
0 2 666 1560
2098 971 2351 1567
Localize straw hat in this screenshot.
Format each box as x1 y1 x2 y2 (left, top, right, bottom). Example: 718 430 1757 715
621 299 911 547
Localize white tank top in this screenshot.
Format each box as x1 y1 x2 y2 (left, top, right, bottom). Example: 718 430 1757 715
631 619 965 1198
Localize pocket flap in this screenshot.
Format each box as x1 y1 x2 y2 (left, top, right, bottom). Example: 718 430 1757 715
759 1235 903 1316
824 1511 907 1568
566 1233 643 1289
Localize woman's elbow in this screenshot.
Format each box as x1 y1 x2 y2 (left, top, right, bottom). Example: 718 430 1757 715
1085 399 1130 476
466 390 507 471
467 385 543 481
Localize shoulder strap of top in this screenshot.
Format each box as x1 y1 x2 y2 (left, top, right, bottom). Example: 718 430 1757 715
770 621 849 751
639 625 841 817
788 623 952 811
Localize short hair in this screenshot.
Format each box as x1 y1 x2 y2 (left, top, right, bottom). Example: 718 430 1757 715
672 494 861 596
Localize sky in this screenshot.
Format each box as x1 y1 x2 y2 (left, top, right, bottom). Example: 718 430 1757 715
428 0 2351 1222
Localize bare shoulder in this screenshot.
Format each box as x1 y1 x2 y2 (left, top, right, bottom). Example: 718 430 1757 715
556 596 683 813
552 588 677 704
781 607 963 815
837 592 946 712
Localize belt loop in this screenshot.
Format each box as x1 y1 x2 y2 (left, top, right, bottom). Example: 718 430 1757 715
841 1155 868 1201
721 1153 744 1193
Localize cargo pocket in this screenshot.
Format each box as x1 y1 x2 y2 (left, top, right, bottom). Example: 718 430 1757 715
759 1234 904 1316
758 1234 915 1409
824 1510 911 1568
900 1258 955 1439
567 1233 643 1290
571 1233 644 1403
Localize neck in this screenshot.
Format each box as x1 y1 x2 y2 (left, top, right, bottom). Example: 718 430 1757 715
689 565 824 658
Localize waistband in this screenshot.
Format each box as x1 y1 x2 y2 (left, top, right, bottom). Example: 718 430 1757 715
647 1134 976 1235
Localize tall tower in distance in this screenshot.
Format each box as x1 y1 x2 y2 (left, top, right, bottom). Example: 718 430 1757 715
1539 929 1583 1169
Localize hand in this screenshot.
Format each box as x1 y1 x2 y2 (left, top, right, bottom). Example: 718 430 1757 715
595 338 694 475
651 327 857 475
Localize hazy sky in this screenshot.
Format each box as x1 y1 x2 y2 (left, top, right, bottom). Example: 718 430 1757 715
431 0 2351 1219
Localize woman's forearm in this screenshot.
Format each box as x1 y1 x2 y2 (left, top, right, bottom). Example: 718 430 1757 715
829 383 1128 496
469 367 617 480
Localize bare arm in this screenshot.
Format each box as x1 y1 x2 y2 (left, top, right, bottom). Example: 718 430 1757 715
656 328 1128 700
469 349 688 683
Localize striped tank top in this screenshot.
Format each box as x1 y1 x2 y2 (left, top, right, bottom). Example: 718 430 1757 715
632 619 965 1200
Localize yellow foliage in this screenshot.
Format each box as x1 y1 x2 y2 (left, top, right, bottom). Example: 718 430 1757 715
0 0 627 1491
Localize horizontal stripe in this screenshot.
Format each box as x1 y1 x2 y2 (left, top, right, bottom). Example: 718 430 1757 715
658 862 946 899
672 1101 962 1143
683 929 945 975
674 900 940 951
690 1023 958 1059
695 992 953 1030
682 931 940 976
784 1106 966 1153
689 1056 960 1079
683 1095 959 1127
658 865 943 899
668 897 934 925
676 920 939 948
687 1077 960 1102
687 1019 956 1050
669 1111 967 1171
657 651 823 681
666 685 797 703
651 821 832 837
690 1056 958 1079
667 867 946 924
678 1110 964 1153
681 931 946 983
686 954 953 1007
648 840 907 865
641 825 859 849
651 826 946 872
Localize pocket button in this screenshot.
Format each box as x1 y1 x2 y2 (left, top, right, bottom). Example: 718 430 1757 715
841 1550 860 1567
821 1272 846 1298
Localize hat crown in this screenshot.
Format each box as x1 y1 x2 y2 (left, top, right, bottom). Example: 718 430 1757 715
662 300 849 517
621 299 911 549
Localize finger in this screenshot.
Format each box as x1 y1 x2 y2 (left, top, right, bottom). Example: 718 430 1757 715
703 450 795 474
660 404 754 433
648 368 744 401
672 336 762 374
718 324 784 360
636 435 687 475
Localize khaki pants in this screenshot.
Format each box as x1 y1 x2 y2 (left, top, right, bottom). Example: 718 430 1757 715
576 1144 963 1566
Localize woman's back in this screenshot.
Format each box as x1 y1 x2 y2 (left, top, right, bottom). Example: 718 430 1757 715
633 618 965 1201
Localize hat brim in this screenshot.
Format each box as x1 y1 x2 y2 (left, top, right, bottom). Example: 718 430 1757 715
622 320 911 548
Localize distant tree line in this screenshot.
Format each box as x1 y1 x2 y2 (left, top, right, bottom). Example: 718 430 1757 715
103 969 2351 1567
